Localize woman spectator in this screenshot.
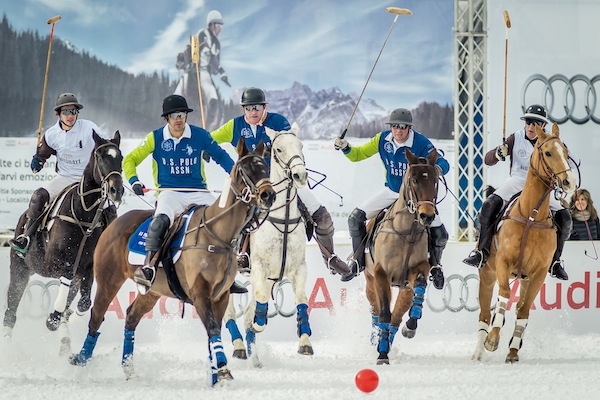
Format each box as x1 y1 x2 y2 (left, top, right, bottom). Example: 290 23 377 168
569 189 600 240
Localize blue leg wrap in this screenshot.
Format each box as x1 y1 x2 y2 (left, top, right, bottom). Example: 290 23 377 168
245 328 256 356
225 319 243 342
296 303 312 337
76 332 100 364
409 277 427 320
377 322 390 353
209 335 227 368
389 325 399 345
254 301 268 327
121 329 135 366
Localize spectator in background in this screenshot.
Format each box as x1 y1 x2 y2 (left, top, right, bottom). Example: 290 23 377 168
569 188 600 240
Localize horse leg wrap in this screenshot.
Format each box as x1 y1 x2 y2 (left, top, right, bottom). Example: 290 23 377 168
225 319 243 342
121 329 135 367
245 328 256 356
377 322 390 353
389 325 399 346
491 296 508 329
254 301 268 329
408 275 427 321
296 303 312 337
508 319 528 350
209 335 227 369
72 332 100 365
370 315 380 345
53 276 72 313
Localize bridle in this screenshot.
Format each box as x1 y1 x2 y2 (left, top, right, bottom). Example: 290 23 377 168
401 161 439 216
77 141 123 212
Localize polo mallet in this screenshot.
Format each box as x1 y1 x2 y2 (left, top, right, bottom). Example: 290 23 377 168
501 10 511 148
191 34 206 128
36 15 62 149
339 7 412 139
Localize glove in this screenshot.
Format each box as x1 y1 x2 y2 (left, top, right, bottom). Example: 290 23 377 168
334 137 349 151
131 181 145 196
202 151 211 163
30 154 43 173
495 143 508 161
220 74 231 87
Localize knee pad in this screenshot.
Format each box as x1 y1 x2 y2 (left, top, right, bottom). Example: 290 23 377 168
430 224 449 247
27 188 50 218
553 208 573 238
481 193 503 219
348 208 367 238
312 206 334 236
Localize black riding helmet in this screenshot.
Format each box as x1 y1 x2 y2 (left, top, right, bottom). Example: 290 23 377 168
240 87 267 106
520 104 549 124
161 94 193 117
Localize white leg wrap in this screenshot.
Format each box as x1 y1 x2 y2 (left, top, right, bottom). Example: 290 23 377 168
478 320 489 333
53 276 72 313
491 295 508 329
509 318 528 350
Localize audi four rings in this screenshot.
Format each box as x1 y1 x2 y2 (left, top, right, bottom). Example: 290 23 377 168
522 74 600 124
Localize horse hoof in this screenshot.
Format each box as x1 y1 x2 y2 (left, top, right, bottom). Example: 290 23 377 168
252 322 266 333
401 325 416 339
484 338 498 352
217 367 234 382
69 353 87 366
232 349 247 360
298 345 314 355
46 311 62 331
376 357 390 365
77 297 91 314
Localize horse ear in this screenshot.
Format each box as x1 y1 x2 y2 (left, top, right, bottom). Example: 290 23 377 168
552 122 560 137
535 124 545 139
265 127 277 141
256 140 265 156
405 148 417 164
237 137 249 157
290 122 300 135
92 130 101 145
427 149 438 165
113 130 121 146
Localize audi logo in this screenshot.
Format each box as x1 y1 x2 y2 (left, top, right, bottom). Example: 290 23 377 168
231 278 297 318
1 279 60 319
426 273 480 313
522 74 600 125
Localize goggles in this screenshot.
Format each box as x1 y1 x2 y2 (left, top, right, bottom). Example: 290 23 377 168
244 104 265 112
60 109 79 116
390 124 410 130
524 118 544 126
168 111 187 120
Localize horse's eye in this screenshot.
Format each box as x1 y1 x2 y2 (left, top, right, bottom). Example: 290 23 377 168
276 147 282 153
545 151 552 157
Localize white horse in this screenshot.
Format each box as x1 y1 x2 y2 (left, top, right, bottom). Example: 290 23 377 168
223 123 312 366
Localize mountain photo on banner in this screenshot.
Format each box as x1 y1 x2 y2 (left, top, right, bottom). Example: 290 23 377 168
0 0 453 139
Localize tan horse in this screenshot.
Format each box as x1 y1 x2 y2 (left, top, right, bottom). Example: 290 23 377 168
69 139 276 385
365 148 440 365
472 123 576 363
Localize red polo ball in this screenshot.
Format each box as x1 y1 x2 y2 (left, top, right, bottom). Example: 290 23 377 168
355 368 379 393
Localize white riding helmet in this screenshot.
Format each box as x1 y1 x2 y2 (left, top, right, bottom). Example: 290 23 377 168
206 10 223 26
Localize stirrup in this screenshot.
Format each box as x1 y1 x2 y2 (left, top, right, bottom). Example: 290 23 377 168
237 253 251 276
134 266 155 295
429 265 444 290
348 258 364 276
8 235 30 255
549 260 569 280
462 249 486 269
328 254 355 282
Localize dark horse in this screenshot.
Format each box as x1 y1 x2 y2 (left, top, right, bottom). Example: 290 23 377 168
3 131 124 347
364 148 440 365
69 139 276 386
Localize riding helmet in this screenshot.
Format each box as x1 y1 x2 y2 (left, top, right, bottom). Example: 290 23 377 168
386 108 413 125
54 93 83 112
520 104 549 124
207 10 223 26
240 87 267 106
161 95 193 117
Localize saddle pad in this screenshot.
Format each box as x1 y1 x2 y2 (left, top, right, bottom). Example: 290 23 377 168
127 210 193 265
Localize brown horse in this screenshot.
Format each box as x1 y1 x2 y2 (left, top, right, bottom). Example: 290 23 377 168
472 123 576 363
69 139 275 386
364 149 440 365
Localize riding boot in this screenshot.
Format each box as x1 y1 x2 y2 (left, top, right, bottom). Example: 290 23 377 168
9 188 49 255
463 194 504 268
549 208 571 280
236 231 251 276
134 213 170 294
348 208 368 277
428 224 449 290
312 206 354 282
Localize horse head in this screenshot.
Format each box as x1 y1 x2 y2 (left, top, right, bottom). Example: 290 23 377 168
533 123 576 195
266 123 308 188
232 137 276 209
90 130 124 204
404 148 439 226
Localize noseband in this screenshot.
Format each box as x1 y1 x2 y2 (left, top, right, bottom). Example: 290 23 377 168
403 163 439 214
530 136 571 190
270 133 306 183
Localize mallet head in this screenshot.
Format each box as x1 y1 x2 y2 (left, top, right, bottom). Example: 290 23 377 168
47 15 61 24
503 10 511 28
386 7 413 16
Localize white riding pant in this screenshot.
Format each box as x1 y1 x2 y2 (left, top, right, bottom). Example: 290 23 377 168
42 175 80 202
359 186 443 227
493 176 564 211
154 190 216 226
297 186 321 215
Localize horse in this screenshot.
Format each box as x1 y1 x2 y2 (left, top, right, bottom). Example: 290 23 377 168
472 123 576 363
69 138 276 386
364 148 440 365
2 131 124 350
222 124 311 366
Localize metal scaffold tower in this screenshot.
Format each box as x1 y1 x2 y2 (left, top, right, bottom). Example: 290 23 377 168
453 0 487 241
